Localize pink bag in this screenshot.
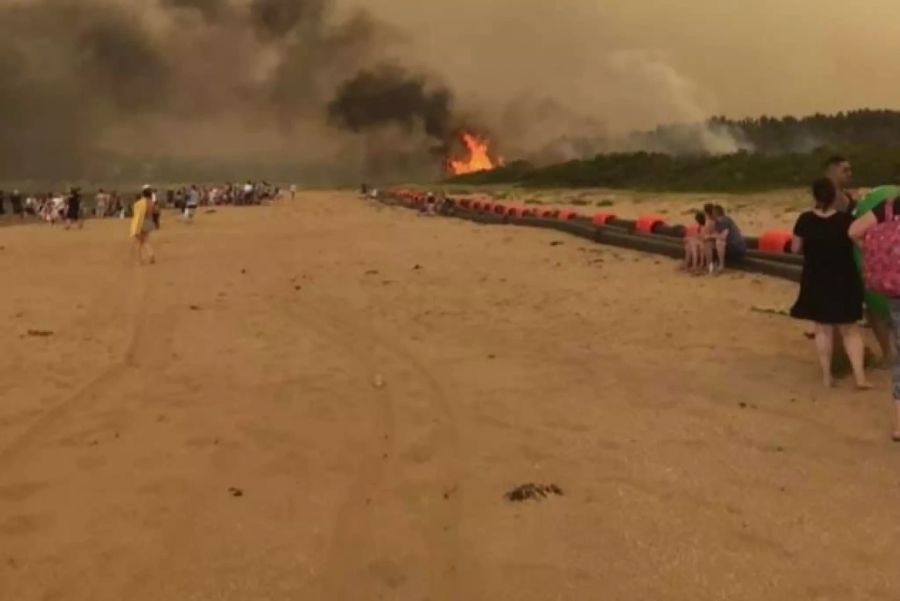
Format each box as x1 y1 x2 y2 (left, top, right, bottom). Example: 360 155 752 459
863 201 900 297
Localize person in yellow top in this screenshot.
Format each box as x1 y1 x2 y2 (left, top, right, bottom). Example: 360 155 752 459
131 188 156 264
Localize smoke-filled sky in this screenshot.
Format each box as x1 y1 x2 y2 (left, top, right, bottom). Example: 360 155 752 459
362 0 900 127
2 0 899 180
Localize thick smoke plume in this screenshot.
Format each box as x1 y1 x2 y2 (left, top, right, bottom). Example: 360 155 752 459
0 0 450 181
5 0 879 182
327 66 453 147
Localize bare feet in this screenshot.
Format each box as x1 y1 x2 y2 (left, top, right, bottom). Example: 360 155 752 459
892 432 900 443
855 380 874 391
823 375 835 388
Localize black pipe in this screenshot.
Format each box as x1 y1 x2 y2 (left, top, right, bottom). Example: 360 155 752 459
391 196 803 283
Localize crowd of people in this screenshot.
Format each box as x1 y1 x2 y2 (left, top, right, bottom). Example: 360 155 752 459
0 181 281 225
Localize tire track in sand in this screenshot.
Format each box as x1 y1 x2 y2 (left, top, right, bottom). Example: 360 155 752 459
287 293 466 601
0 265 150 469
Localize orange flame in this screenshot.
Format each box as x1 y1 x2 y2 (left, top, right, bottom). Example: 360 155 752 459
447 132 503 175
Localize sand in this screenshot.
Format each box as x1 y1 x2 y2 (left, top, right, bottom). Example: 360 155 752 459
1 192 899 601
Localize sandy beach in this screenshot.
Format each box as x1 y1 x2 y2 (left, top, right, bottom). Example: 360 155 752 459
2 191 900 600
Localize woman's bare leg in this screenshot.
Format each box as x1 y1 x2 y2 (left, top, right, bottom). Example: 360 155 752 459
715 239 727 272
704 241 715 273
838 324 872 389
868 311 895 367
814 323 835 387
143 236 155 264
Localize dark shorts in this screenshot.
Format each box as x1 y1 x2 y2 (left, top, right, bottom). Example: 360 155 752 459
726 245 747 261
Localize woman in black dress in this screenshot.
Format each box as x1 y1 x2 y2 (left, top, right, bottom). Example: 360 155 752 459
791 178 870 389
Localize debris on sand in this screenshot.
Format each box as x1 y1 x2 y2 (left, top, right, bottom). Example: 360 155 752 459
751 305 789 317
365 269 380 276
504 483 563 502
26 329 54 337
204 210 217 214
549 241 564 247
413 264 422 271
228 487 243 498
373 374 386 389
189 305 202 311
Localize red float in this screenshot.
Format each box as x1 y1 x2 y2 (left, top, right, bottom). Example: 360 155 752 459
636 214 666 235
540 208 559 218
759 230 793 254
592 213 616 226
557 210 578 221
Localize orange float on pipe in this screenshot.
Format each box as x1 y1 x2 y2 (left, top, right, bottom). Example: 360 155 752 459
459 198 472 209
557 209 578 221
758 230 793 254
493 204 507 215
635 214 667 234
506 206 525 217
540 208 559 218
592 213 616 226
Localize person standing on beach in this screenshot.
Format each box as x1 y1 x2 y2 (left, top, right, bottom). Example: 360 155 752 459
131 188 156 264
64 188 83 229
10 190 23 219
792 178 869 389
829 156 896 363
825 155 857 213
850 193 900 439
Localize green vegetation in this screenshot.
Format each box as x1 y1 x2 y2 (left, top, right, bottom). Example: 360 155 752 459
451 147 900 192
452 110 900 192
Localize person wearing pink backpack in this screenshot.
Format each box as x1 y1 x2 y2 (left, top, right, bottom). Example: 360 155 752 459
850 195 900 441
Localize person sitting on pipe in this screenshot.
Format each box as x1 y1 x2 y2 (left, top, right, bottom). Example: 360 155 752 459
682 211 708 274
705 205 747 274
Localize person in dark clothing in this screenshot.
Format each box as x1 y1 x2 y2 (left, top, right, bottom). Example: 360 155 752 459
65 188 83 229
706 205 746 273
0 190 6 215
791 178 869 389
10 190 23 218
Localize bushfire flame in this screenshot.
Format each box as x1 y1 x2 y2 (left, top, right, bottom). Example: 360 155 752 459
447 132 503 175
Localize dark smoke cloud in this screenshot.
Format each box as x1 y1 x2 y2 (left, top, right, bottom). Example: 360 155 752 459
77 16 171 111
327 65 454 145
250 0 326 38
0 0 426 180
159 0 227 22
